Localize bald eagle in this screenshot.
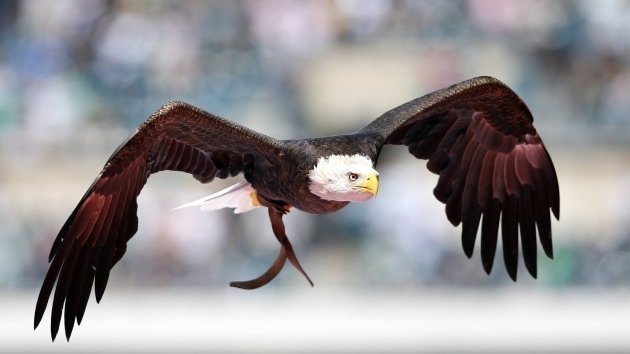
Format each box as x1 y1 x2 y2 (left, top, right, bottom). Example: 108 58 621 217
35 76 559 340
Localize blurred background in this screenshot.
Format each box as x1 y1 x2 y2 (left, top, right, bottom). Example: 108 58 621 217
1 0 630 352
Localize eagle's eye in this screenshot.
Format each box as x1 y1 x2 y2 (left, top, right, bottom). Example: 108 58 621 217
348 172 359 181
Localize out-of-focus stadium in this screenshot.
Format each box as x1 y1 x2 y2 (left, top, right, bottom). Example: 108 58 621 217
1 1 629 352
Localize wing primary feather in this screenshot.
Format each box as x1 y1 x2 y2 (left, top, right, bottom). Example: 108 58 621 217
94 161 142 302
480 199 501 274
426 112 469 174
461 205 481 259
50 195 103 340
515 145 535 186
523 138 545 168
435 113 470 154
62 198 104 340
460 145 485 258
503 150 520 198
76 266 95 325
477 148 499 274
95 205 136 302
34 251 64 330
92 191 130 302
547 153 560 219
526 156 554 259
477 150 497 209
91 190 121 250
422 113 457 156
402 116 442 157
432 120 470 203
92 220 126 301
399 117 434 144
47 181 99 261
48 217 72 262
85 194 113 248
538 146 560 219
492 153 508 201
94 259 112 303
64 249 90 340
533 178 554 258
525 134 560 219
426 149 449 174
445 129 476 226
501 196 519 281
50 242 79 341
433 165 454 204
519 186 537 278
81 191 117 311
112 204 140 268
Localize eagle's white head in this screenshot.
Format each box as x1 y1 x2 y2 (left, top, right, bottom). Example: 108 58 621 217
308 154 379 202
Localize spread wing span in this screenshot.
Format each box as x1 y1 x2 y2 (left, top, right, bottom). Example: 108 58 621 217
363 76 560 280
34 101 284 340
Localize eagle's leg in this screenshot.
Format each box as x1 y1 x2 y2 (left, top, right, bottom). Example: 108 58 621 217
267 207 314 287
228 196 289 290
229 247 287 290
229 196 313 289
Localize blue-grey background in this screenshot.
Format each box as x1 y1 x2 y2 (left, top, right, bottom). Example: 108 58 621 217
1 0 629 352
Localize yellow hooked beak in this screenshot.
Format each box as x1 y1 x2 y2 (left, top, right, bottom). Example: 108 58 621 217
362 173 379 196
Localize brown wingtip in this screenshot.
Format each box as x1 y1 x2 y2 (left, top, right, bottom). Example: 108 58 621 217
509 272 517 282
34 292 47 330
482 262 493 275
524 261 538 279
552 204 560 220
34 313 42 331
51 321 59 341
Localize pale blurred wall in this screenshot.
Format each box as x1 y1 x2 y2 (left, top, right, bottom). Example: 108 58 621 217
1 0 630 352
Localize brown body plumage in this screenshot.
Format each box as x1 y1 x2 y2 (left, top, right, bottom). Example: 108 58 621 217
35 76 559 340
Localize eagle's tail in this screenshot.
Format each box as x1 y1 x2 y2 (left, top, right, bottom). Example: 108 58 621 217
172 181 262 214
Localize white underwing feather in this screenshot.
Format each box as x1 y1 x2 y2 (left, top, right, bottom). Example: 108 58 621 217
172 181 261 214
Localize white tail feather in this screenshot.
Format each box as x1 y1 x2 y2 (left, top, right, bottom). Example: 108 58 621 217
172 181 261 214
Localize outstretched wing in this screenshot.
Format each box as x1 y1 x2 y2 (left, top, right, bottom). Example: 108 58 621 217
361 76 560 281
35 101 284 340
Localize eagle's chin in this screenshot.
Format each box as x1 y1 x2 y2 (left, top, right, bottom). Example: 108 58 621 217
308 185 375 203
348 190 376 202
